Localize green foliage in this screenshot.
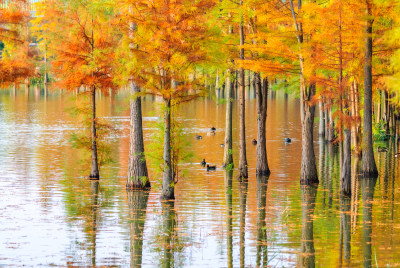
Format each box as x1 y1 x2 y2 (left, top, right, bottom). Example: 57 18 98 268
67 94 118 170
373 120 389 141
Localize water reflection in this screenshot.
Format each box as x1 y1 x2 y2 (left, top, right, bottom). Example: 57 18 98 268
160 201 177 268
361 177 377 268
224 170 233 268
299 185 317 268
90 181 99 266
239 179 248 268
339 194 351 266
127 190 149 267
256 175 269 267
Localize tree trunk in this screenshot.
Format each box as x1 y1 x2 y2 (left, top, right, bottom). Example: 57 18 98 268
361 1 378 177
216 69 221 99
300 82 319 185
341 129 351 195
223 70 234 168
128 190 149 267
238 9 248 179
256 74 270 175
161 98 174 200
90 86 100 179
319 99 325 137
127 81 150 189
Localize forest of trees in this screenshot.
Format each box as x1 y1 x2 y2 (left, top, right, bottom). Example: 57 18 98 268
1 0 400 200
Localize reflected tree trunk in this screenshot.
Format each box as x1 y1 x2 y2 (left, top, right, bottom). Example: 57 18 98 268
224 170 233 268
223 70 234 168
299 185 317 268
256 175 269 267
351 156 360 232
161 98 174 200
127 80 150 189
340 194 351 266
361 177 377 268
161 201 176 268
256 75 270 175
128 190 149 267
239 180 248 268
90 86 100 179
90 181 99 266
361 0 378 177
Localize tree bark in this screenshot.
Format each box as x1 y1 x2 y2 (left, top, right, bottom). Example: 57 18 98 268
361 1 378 177
341 129 351 195
318 99 325 137
223 70 234 168
161 98 174 200
256 74 270 175
340 194 351 266
128 190 149 267
90 86 100 179
238 6 248 179
127 81 150 189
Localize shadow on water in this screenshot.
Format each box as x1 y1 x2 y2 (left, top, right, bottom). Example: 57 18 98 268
299 185 317 268
256 174 269 267
127 189 149 267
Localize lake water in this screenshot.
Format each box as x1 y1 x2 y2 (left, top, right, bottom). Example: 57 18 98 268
0 88 399 267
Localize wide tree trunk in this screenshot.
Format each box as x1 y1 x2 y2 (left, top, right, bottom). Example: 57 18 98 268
128 190 149 267
238 9 248 179
300 82 319 185
256 74 270 175
90 86 100 179
223 70 234 168
161 98 174 200
300 185 317 268
256 175 269 267
361 1 378 177
341 129 351 195
127 81 150 189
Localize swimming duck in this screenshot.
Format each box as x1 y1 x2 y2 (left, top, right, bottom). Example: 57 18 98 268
285 138 292 143
201 159 206 166
378 146 388 152
210 127 216 131
195 135 203 140
252 139 257 145
206 164 217 171
207 130 216 136
395 153 400 158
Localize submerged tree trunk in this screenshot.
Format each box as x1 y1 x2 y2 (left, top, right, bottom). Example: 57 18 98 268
161 98 174 200
223 70 234 168
90 86 100 179
128 190 149 267
238 6 248 179
127 81 150 189
361 1 378 177
341 129 351 195
256 74 270 175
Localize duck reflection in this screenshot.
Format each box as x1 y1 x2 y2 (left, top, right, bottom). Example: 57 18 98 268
361 176 377 268
127 189 150 267
299 185 317 268
239 179 248 268
224 170 233 268
256 175 269 267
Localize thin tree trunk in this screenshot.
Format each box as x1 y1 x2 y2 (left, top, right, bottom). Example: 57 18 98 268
161 98 174 200
361 1 378 177
223 70 234 168
127 81 150 189
90 86 100 179
341 129 351 195
319 98 325 137
216 69 221 99
238 5 248 179
256 74 270 175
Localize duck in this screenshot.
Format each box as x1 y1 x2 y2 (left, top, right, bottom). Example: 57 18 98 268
207 130 216 136
195 135 203 140
220 144 224 148
201 159 206 166
206 164 217 171
378 146 388 152
395 153 400 158
210 126 216 131
285 138 292 143
252 139 257 145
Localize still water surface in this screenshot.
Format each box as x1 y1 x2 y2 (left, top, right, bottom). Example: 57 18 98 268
0 89 399 267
